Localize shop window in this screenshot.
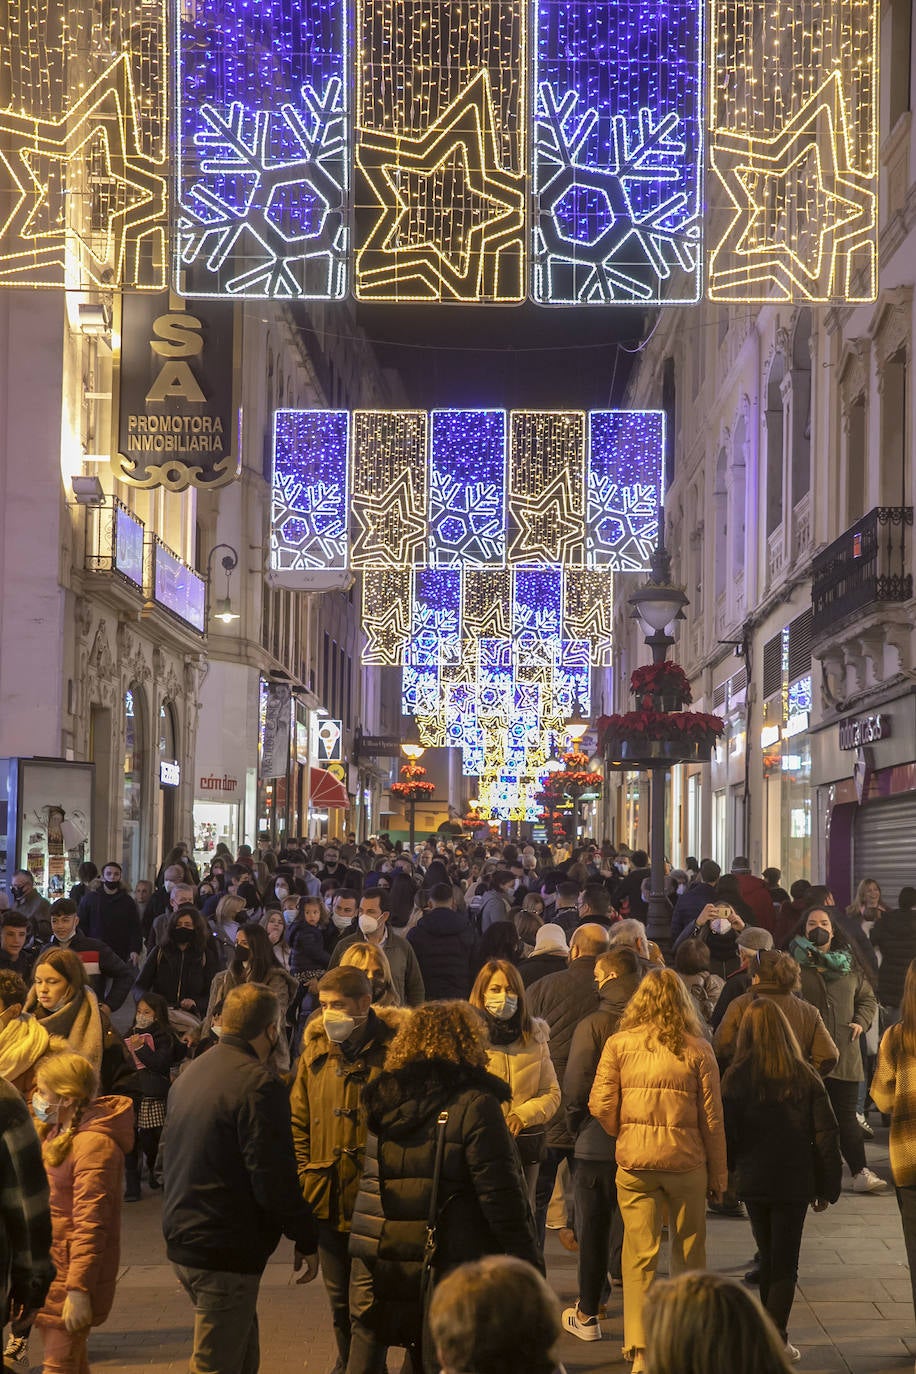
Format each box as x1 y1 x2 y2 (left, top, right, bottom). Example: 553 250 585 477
123 686 145 883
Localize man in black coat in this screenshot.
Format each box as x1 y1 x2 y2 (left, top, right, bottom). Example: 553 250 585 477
40 899 134 1014
162 984 319 1372
527 923 610 1244
0 914 35 982
563 946 643 1339
406 883 476 1000
77 862 142 965
671 858 722 941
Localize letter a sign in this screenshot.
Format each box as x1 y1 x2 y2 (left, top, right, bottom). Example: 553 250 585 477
112 290 239 491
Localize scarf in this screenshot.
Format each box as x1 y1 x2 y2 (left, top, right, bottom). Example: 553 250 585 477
24 985 104 1071
790 935 852 982
0 1014 51 1084
484 1009 522 1045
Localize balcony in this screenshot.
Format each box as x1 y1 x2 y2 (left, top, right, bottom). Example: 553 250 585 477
85 497 146 589
144 535 207 636
811 506 913 639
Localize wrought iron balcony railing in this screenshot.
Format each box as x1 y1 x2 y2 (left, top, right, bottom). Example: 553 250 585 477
84 496 146 590
811 506 913 638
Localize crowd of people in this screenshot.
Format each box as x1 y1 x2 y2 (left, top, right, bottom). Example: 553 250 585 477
0 836 914 1373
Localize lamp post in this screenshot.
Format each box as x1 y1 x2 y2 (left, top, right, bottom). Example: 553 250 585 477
206 542 240 623
400 742 426 853
627 515 689 956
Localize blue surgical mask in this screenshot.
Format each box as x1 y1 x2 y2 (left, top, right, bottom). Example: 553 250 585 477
32 1091 58 1124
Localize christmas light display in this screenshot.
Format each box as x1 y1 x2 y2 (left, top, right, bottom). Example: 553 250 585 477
588 410 664 568
0 0 168 288
508 412 585 564
176 0 348 298
412 567 463 663
354 0 527 300
429 410 507 565
271 409 349 570
533 0 702 303
463 569 514 640
707 0 877 302
361 567 412 664
350 410 428 567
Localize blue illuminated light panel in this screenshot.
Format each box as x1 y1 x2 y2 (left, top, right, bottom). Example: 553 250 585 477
176 0 348 297
587 410 663 569
513 567 563 641
271 410 349 570
555 639 592 716
533 0 703 303
412 568 463 662
429 411 507 565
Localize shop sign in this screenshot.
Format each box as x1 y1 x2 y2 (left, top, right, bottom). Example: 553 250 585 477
113 290 238 492
316 719 343 763
784 711 809 739
198 772 240 795
261 683 292 778
760 724 780 749
839 713 891 750
160 760 181 787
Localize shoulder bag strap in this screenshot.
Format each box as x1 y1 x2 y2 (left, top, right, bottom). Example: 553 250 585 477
427 1110 449 1232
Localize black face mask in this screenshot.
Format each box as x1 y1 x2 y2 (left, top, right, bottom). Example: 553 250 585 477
103 881 119 893
175 930 193 947
808 926 831 947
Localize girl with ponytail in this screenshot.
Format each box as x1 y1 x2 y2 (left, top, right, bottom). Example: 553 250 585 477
31 1052 134 1372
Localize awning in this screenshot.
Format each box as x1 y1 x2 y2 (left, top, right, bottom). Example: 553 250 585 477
309 766 350 810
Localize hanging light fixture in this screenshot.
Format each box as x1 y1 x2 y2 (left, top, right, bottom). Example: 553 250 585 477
207 543 240 624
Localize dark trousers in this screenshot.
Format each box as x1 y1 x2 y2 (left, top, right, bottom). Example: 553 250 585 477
895 1184 916 1322
744 1200 808 1341
575 1160 619 1316
318 1224 352 1371
534 1147 575 1249
825 1077 866 1176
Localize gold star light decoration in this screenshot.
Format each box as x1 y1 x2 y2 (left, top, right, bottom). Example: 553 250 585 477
350 411 428 567
355 0 526 300
0 0 168 289
707 0 877 302
509 412 586 564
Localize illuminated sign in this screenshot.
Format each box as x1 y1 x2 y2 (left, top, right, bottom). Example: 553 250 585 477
160 760 181 786
839 713 890 750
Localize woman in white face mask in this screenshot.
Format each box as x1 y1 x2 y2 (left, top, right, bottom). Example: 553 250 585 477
468 960 560 1205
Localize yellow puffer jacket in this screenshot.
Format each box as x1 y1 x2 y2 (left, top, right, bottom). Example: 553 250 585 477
485 1017 561 1130
588 1026 728 1192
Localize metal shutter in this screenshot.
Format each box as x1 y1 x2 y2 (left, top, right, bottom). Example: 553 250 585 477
853 793 916 907
763 633 782 700
788 609 812 682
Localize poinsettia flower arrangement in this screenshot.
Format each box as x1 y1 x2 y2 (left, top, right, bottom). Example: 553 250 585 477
630 660 693 704
597 708 725 750
391 760 436 798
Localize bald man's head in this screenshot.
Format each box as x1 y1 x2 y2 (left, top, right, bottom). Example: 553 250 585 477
570 923 611 959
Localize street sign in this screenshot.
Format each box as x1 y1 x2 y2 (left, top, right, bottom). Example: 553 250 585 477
354 732 403 758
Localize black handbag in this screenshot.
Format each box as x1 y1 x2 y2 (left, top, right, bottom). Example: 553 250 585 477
515 1125 547 1168
419 1110 450 1304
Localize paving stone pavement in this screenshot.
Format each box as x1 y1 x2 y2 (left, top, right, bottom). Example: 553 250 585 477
14 1125 915 1373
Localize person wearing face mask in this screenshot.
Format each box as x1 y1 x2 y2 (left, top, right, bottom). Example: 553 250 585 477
162 984 319 1374
8 870 51 946
477 871 517 935
0 969 58 1100
674 897 750 980
469 960 560 1207
788 907 884 1193
133 907 219 1035
340 942 402 1007
77 861 143 968
38 899 134 1016
329 891 426 1007
290 967 403 1372
200 923 296 1072
121 992 186 1201
30 1050 133 1374
328 889 360 943
670 860 722 942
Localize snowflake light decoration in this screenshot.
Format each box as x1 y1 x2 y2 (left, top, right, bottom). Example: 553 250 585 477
271 410 349 569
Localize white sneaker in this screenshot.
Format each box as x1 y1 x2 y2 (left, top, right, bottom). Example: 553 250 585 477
562 1305 602 1342
852 1167 889 1193
786 1343 801 1363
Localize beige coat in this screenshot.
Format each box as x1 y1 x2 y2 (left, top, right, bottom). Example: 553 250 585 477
588 1026 728 1192
485 1017 561 1130
714 984 839 1076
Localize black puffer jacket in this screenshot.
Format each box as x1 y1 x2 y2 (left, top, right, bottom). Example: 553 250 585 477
527 957 600 1147
722 1065 842 1205
348 1058 541 1348
870 910 916 1008
407 907 477 1000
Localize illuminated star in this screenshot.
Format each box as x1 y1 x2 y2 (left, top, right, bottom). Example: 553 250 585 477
709 70 876 302
356 70 525 302
0 52 166 288
511 469 584 563
351 466 427 567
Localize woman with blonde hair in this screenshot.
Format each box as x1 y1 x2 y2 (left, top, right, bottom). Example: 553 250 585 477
340 941 401 1006
348 1001 541 1373
31 1051 133 1372
260 908 292 971
589 968 727 1372
468 960 559 1203
25 948 129 1093
722 998 841 1358
871 958 916 1324
209 893 247 968
644 1271 796 1374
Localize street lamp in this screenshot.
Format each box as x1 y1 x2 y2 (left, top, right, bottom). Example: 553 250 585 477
206 543 240 624
565 711 590 745
400 742 426 851
627 514 689 956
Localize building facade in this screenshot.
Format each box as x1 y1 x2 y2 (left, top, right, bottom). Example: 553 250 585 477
614 0 916 906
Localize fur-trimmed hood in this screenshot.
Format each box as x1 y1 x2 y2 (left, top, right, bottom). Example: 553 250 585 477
301 1003 408 1067
365 1057 512 1138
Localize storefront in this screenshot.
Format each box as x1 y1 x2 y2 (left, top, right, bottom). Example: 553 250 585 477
813 694 916 908
193 661 261 866
761 672 813 882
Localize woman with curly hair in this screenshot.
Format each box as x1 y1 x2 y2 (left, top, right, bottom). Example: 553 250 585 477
348 1001 541 1374
588 968 727 1372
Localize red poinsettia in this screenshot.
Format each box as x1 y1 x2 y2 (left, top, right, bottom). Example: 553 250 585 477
598 708 725 748
630 661 693 705
391 760 436 799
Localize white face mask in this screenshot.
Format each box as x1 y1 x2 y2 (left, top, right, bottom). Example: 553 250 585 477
32 1091 58 1124
322 1008 357 1042
484 993 518 1021
134 1014 155 1030
332 911 353 931
617 861 629 874
358 914 380 937
710 917 733 936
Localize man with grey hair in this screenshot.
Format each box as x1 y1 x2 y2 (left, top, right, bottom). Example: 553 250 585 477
149 882 197 948
528 923 611 1245
709 924 774 1030
163 983 318 1374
